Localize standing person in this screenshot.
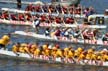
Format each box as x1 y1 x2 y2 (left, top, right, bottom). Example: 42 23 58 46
17 0 22 9
0 34 10 50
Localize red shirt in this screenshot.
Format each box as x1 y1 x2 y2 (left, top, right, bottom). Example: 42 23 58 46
55 30 61 36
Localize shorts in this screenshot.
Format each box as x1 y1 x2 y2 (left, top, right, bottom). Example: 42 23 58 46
0 44 5 49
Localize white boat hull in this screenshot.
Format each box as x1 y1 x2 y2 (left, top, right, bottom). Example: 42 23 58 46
14 31 108 46
0 19 32 26
0 19 107 29
0 0 80 6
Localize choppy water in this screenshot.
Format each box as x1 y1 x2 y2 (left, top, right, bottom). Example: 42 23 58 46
0 0 108 71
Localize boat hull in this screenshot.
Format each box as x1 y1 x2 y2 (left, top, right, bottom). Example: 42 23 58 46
0 19 106 29
13 31 108 46
52 0 81 6
0 0 80 6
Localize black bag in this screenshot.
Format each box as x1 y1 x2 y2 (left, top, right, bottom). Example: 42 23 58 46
96 17 104 24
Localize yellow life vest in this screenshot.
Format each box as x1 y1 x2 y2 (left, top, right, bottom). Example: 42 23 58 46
0 39 9 46
12 45 18 52
2 35 10 41
74 50 80 57
86 53 92 60
51 50 57 56
68 50 74 58
64 51 68 58
64 47 69 51
91 54 97 60
42 44 48 50
24 47 29 53
87 49 94 53
79 54 85 59
56 49 63 57
45 49 50 56
19 47 25 53
34 48 40 56
97 56 102 60
102 55 108 61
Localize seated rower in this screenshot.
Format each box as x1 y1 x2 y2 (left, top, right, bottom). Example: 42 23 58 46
102 33 108 41
11 14 18 20
56 49 64 58
77 51 86 63
54 28 61 37
100 49 108 62
55 17 62 24
42 4 49 13
2 11 9 20
62 6 68 14
74 47 84 58
18 13 25 21
48 5 56 13
19 43 28 53
33 46 40 58
67 47 75 62
45 28 50 36
51 28 61 38
12 42 20 53
40 15 47 22
25 13 32 21
25 4 33 11
0 34 10 50
64 17 74 24
56 4 62 13
82 29 96 40
29 43 38 54
34 5 42 12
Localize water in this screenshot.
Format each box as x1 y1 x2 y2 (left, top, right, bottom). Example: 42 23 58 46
0 0 108 71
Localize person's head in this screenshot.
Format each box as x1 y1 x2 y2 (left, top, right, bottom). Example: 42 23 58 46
15 42 20 47
105 33 108 36
2 34 10 40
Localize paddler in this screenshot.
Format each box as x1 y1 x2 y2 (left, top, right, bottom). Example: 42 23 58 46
82 29 96 40
41 43 49 55
18 13 24 21
51 44 60 60
64 47 69 59
74 47 84 58
0 34 10 50
12 42 20 53
45 27 50 36
67 47 75 63
25 3 33 11
56 48 64 58
100 49 108 62
64 46 74 63
29 43 38 54
19 43 28 53
102 33 108 41
65 17 74 24
86 47 95 64
51 28 61 38
2 11 9 20
33 45 40 58
77 51 86 63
